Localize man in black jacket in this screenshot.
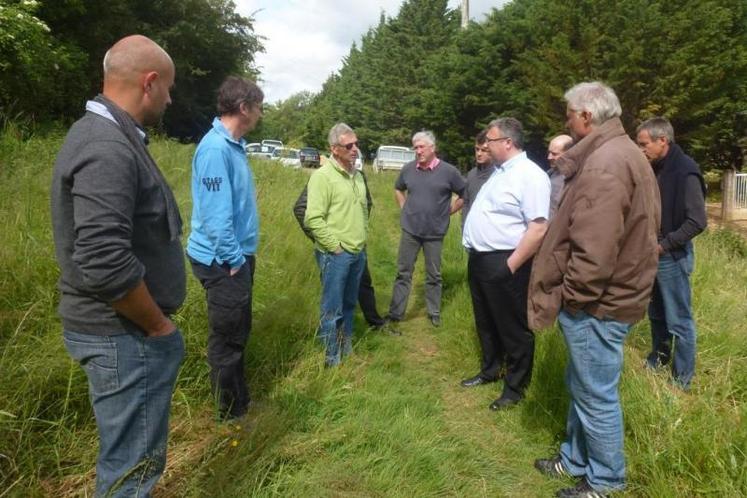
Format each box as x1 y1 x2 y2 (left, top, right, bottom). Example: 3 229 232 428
637 116 707 390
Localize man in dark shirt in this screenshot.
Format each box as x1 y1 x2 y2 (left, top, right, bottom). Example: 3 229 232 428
387 130 466 328
546 134 574 219
637 117 707 390
461 130 494 231
51 35 184 496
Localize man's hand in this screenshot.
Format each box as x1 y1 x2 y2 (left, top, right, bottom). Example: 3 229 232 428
147 317 177 337
334 244 344 255
658 244 665 255
111 280 177 337
230 266 240 276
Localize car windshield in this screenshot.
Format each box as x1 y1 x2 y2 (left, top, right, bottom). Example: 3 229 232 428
300 148 318 155
283 150 298 158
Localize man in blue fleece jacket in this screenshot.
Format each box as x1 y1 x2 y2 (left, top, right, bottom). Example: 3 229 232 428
187 77 263 420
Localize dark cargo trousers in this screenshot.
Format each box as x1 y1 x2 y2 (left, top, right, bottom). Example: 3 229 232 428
190 256 255 419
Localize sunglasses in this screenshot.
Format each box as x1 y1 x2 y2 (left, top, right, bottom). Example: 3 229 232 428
337 141 359 150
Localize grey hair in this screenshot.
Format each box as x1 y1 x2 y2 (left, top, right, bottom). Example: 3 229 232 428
564 81 622 126
636 117 675 143
488 117 525 150
328 122 355 146
412 130 436 146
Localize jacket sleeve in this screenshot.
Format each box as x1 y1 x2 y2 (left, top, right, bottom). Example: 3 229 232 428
562 167 630 313
304 172 339 252
192 146 245 268
70 141 146 302
292 184 316 241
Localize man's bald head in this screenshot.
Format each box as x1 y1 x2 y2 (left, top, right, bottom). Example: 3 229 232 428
103 35 173 84
101 35 175 126
547 134 574 167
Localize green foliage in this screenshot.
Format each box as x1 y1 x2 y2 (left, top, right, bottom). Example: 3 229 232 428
16 0 264 139
296 0 747 170
1 131 746 496
0 0 87 121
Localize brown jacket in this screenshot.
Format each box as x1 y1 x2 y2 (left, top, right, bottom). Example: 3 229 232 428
528 118 661 329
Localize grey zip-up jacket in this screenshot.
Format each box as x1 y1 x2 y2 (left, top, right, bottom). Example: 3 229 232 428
51 111 186 335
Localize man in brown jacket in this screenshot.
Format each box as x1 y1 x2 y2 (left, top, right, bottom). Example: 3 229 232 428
529 82 660 498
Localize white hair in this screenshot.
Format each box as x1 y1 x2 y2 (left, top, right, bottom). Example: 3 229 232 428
564 81 622 126
328 122 355 146
412 130 436 146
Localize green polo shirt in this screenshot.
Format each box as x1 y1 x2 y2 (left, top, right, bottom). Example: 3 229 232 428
304 157 368 253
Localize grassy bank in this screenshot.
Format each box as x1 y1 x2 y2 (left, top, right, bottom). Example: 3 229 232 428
0 129 745 497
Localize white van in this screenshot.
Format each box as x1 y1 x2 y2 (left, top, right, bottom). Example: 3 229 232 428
375 145 415 172
262 139 283 149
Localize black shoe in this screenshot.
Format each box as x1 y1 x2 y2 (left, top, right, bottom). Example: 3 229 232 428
556 478 608 498
534 455 570 479
367 320 386 331
489 395 521 411
429 315 441 327
460 375 496 387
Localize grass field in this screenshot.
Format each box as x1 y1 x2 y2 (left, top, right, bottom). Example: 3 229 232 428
0 128 745 497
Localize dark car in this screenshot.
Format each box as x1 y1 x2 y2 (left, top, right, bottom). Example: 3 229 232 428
299 147 321 168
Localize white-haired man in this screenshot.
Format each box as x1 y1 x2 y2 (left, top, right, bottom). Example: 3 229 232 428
386 130 465 328
305 123 368 366
529 82 660 497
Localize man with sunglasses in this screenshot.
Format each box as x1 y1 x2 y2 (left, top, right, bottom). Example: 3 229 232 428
187 77 264 420
462 117 550 409
305 123 369 366
387 130 466 329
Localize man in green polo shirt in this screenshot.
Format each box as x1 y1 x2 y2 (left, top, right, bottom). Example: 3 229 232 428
305 122 369 366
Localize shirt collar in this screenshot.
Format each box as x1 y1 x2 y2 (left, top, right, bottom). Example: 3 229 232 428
496 151 527 171
416 157 440 171
329 155 357 177
212 117 247 147
86 100 147 142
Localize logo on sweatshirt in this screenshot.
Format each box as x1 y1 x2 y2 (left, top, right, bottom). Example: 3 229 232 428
202 177 223 192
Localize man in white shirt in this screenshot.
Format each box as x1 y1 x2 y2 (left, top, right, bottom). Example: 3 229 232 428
461 117 550 410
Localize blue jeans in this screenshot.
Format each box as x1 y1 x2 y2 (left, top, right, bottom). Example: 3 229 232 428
647 244 697 389
64 329 185 497
558 310 630 492
315 249 366 366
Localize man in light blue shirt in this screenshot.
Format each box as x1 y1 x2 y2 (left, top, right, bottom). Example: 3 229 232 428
187 77 263 420
461 117 550 410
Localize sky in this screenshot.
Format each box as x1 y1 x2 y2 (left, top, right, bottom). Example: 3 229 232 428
233 0 507 103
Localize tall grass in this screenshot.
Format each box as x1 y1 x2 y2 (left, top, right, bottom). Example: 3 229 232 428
0 128 745 497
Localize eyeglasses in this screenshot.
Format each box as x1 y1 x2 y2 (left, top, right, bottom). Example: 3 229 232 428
337 141 358 150
486 136 510 144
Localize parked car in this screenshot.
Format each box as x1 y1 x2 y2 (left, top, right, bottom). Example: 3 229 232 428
262 139 284 149
375 145 415 172
354 156 363 170
271 147 301 168
299 147 321 168
245 142 261 154
248 144 276 160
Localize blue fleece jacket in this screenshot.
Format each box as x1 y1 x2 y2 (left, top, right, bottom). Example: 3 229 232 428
187 118 259 268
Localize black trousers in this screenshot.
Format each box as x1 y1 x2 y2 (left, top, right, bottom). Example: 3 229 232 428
467 250 534 399
190 256 255 418
359 261 385 327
